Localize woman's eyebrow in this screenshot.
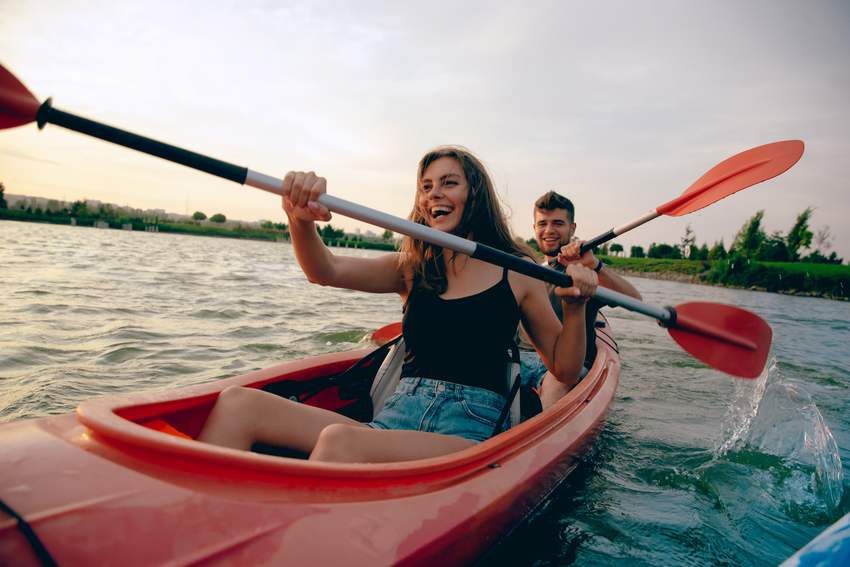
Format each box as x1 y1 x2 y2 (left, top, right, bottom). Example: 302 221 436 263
421 173 460 184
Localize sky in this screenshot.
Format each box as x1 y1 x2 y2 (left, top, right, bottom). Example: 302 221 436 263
1 0 849 259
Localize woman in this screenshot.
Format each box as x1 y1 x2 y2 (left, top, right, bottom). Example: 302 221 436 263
198 147 597 463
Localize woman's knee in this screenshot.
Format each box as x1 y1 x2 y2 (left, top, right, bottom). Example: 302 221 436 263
311 423 362 462
215 385 260 412
199 386 265 447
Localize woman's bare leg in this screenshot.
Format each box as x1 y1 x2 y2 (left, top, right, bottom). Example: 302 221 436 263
197 385 364 451
310 424 475 463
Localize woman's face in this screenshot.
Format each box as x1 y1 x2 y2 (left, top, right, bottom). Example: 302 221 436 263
417 156 469 233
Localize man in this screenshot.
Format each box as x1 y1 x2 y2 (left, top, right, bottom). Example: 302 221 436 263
520 191 641 408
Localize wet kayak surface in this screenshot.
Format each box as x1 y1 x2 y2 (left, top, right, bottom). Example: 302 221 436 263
2 221 848 566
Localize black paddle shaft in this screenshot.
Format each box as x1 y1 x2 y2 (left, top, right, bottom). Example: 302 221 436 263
36 98 248 184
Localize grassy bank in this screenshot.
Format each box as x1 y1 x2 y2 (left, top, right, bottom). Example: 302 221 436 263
599 256 708 277
601 255 849 300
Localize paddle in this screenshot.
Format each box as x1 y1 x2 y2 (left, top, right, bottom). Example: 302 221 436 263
0 63 772 378
579 140 804 254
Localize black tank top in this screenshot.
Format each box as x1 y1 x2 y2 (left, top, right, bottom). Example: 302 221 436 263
401 267 521 396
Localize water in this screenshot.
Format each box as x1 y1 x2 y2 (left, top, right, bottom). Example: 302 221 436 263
2 221 848 565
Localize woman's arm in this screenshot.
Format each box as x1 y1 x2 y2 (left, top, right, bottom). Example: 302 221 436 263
283 171 407 295
519 263 597 386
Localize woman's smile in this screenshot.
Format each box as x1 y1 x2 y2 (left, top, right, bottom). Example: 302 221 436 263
419 156 469 232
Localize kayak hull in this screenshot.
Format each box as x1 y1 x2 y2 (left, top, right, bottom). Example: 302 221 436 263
0 322 619 566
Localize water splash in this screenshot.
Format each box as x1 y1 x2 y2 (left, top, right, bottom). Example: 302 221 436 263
715 358 773 456
715 358 845 518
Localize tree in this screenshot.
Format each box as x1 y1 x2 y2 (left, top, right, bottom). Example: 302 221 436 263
813 225 833 255
708 240 727 261
609 243 624 256
319 224 345 239
261 220 288 231
786 207 813 261
192 211 207 221
731 210 766 258
803 225 843 264
599 243 610 256
70 200 89 217
99 203 117 220
630 245 645 258
382 229 394 240
692 243 709 261
802 250 844 264
526 238 540 252
760 231 790 262
0 182 7 209
648 242 682 259
210 213 226 223
680 224 696 258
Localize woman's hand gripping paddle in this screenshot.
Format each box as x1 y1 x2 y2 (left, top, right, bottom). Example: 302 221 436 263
0 63 773 378
579 140 804 254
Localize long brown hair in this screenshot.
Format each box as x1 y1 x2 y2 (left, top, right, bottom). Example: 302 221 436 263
399 146 533 294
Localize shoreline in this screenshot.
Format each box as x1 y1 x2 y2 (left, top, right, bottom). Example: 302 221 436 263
610 267 849 302
0 214 397 252
3 216 846 301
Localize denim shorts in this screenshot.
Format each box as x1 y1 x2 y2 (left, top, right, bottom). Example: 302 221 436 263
519 350 549 390
367 377 509 443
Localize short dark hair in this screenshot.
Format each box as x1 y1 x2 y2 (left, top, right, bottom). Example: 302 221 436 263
534 191 575 222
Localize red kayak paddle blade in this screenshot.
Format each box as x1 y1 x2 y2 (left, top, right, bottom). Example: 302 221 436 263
0 64 41 129
658 140 805 216
371 321 402 345
667 302 772 379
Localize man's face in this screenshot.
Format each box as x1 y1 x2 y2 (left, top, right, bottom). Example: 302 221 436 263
533 208 575 256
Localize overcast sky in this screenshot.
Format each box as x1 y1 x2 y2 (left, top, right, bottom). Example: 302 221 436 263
2 0 848 259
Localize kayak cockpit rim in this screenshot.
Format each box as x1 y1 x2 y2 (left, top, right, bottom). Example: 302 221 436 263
73 321 619 481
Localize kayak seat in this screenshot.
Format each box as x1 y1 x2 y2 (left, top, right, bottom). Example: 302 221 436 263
370 338 528 431
369 337 407 417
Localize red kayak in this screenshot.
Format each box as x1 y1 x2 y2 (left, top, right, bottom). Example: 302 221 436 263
0 320 619 566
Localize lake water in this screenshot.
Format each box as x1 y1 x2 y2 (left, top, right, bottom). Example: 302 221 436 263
2 221 848 565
